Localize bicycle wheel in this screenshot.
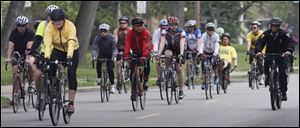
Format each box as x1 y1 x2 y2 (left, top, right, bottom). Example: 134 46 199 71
248 72 253 89
173 75 179 104
100 70 105 102
275 75 282 109
38 77 48 121
49 79 61 126
12 76 22 113
165 72 173 105
30 86 38 108
22 75 30 112
223 74 228 94
140 90 146 110
104 72 110 102
217 73 222 94
159 70 165 100
269 70 276 111
131 73 139 111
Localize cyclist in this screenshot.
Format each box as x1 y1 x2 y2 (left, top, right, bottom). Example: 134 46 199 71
124 17 151 100
157 16 186 99
246 21 265 85
114 16 132 89
153 19 169 86
198 22 220 90
92 23 117 93
256 16 295 101
184 20 202 86
29 5 59 107
5 15 35 104
218 33 237 82
44 9 79 113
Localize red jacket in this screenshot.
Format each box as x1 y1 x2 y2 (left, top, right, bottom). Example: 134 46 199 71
124 28 151 58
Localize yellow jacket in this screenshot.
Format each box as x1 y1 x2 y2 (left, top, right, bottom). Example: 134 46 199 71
44 20 79 59
246 31 266 53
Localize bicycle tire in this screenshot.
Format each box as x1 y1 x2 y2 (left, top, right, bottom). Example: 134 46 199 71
131 72 139 111
22 76 30 112
49 79 61 126
166 71 173 105
269 70 276 111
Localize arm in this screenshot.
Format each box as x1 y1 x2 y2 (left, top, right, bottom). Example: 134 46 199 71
111 35 118 58
66 22 78 58
246 33 252 51
198 34 205 54
6 41 14 62
213 34 220 56
31 22 45 52
158 33 166 55
152 29 160 52
124 30 131 58
91 36 99 59
255 32 267 53
284 32 295 53
142 30 151 58
44 23 53 59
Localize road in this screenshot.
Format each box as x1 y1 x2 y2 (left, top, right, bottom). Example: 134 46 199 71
1 74 299 127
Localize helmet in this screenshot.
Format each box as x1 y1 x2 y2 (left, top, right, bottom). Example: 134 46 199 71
167 16 179 25
50 9 65 21
15 16 29 25
98 23 110 31
221 32 231 40
216 27 225 36
184 20 196 27
131 17 144 25
45 5 59 16
119 16 129 23
205 22 215 30
270 16 282 26
159 19 168 26
251 21 261 26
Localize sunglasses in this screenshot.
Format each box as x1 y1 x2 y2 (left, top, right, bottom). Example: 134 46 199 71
17 24 26 27
100 29 108 33
251 27 257 29
119 22 127 24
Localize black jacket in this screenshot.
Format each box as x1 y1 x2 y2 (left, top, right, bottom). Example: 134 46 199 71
256 29 295 54
92 34 117 59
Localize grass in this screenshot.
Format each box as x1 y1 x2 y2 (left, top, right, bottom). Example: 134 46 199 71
1 44 299 87
1 96 11 108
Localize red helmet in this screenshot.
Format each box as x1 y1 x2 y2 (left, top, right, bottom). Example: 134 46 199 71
168 16 179 25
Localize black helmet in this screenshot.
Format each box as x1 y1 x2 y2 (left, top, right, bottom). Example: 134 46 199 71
221 32 231 40
131 17 144 25
50 9 66 21
270 16 282 26
119 16 129 23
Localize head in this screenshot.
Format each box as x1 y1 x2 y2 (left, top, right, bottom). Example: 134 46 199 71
119 16 129 29
250 21 261 34
185 20 196 33
216 27 225 37
15 16 29 33
221 33 231 46
168 16 179 31
98 23 110 37
205 22 215 36
270 16 282 33
159 19 169 30
131 17 144 33
46 5 59 21
50 9 66 29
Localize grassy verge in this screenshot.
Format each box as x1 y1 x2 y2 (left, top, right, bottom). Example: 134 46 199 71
1 96 11 108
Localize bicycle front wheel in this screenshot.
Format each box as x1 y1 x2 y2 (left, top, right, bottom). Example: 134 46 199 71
131 73 139 111
22 76 30 112
269 70 276 111
166 72 173 105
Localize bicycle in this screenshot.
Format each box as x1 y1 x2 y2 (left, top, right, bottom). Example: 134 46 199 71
264 53 287 111
48 60 72 126
116 52 130 94
92 58 112 103
158 55 167 100
161 52 180 105
245 52 261 90
201 54 214 100
185 51 198 90
129 54 147 111
5 51 37 113
216 59 233 94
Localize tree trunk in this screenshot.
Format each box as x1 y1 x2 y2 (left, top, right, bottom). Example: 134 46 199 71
75 1 99 64
1 1 25 55
195 1 200 27
170 1 185 27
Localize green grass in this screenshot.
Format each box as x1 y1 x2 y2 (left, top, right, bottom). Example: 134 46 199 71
2 45 299 87
1 96 11 108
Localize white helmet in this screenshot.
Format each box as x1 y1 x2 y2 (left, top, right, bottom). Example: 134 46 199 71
216 27 225 36
98 23 110 31
205 22 215 30
185 20 196 27
46 5 59 15
159 19 168 26
15 16 29 25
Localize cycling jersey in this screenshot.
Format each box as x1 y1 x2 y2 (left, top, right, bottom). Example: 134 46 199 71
198 32 220 56
161 28 186 55
219 45 237 66
44 20 79 59
246 30 263 49
9 28 34 56
92 34 117 59
186 28 201 51
152 28 163 52
115 27 131 50
124 28 151 58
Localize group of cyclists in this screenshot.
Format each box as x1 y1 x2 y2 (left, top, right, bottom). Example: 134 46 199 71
4 4 296 121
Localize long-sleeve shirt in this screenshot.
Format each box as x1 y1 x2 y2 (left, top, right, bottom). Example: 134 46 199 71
198 32 220 56
44 20 79 59
92 34 117 59
152 28 162 52
124 28 151 58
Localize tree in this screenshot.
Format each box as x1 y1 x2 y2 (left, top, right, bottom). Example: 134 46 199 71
75 1 99 64
1 1 25 55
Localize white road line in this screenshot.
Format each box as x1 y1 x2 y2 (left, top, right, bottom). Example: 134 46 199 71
135 113 161 119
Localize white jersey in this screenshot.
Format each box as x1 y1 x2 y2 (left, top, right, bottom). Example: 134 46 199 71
152 28 162 52
198 32 220 56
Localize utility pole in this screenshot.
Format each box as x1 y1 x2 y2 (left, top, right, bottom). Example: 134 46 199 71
195 1 200 27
